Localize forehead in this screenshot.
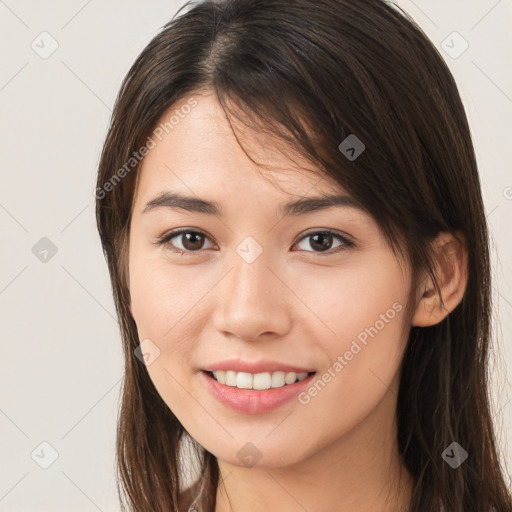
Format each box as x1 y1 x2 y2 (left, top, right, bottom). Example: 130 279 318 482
133 91 349 209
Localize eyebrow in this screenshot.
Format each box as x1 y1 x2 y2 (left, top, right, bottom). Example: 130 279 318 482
142 191 364 217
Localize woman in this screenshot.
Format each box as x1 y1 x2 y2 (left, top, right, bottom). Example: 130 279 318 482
95 0 512 510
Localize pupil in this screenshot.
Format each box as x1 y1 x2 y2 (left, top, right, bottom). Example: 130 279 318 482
311 233 332 251
184 232 203 250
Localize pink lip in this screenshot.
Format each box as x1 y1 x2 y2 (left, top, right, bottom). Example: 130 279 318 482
200 370 317 414
201 358 315 374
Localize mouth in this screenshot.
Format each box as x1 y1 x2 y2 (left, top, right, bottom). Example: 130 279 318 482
200 369 318 414
203 370 317 389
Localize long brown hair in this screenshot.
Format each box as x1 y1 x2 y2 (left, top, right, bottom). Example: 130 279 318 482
95 0 512 510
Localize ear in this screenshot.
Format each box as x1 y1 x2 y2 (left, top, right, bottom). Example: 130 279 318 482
412 231 468 327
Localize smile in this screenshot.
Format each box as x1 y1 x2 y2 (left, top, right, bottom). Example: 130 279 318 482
209 370 314 390
201 370 317 414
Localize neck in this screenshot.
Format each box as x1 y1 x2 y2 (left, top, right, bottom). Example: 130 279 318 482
213 377 414 512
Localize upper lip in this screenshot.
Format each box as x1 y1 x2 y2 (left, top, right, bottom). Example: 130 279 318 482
202 359 315 374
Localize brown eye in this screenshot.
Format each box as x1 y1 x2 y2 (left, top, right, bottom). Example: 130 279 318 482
307 233 335 251
155 229 215 254
294 230 354 255
179 232 207 251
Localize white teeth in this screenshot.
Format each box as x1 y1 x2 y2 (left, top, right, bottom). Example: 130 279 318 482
211 370 310 389
285 372 298 385
236 372 253 389
253 372 271 390
213 370 226 384
271 371 286 388
225 370 236 386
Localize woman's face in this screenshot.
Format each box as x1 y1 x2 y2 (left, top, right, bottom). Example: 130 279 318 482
128 91 415 468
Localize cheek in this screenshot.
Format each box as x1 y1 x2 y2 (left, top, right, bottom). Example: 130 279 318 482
301 258 408 341
128 257 206 410
297 259 409 405
129 255 209 365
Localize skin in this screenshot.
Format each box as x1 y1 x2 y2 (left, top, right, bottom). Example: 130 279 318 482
128 90 468 512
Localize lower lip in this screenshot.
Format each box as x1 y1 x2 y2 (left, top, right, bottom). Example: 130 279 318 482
200 370 317 414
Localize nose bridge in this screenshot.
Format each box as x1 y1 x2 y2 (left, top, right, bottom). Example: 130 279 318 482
225 244 274 310
213 241 290 340
226 234 273 297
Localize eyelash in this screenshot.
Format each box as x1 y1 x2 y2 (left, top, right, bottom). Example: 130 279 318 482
153 228 355 257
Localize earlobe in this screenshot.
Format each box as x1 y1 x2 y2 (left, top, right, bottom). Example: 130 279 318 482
412 231 468 327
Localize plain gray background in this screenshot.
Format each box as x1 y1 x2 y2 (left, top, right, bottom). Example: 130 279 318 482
1 0 511 510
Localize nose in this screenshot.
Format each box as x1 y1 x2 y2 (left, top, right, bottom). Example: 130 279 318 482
212 251 292 342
